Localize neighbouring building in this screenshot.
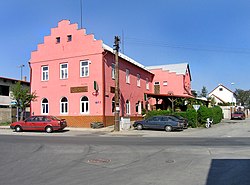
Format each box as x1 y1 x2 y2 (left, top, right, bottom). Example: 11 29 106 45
208 84 236 105
29 20 192 127
0 77 30 123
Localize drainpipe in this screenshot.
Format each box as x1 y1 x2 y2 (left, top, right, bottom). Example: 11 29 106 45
28 61 32 115
102 51 108 126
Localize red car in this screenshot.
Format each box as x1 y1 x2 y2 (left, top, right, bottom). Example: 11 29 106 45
231 111 246 120
10 115 67 133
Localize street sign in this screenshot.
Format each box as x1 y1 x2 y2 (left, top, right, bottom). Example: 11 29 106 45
193 105 200 112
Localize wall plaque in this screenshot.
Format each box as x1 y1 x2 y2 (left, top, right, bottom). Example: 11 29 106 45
70 86 88 93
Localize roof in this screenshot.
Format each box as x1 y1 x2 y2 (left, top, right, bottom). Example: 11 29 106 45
208 84 235 95
102 44 154 75
0 76 30 85
146 63 189 75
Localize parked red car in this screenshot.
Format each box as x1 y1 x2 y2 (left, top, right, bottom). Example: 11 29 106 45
231 111 246 120
10 115 67 133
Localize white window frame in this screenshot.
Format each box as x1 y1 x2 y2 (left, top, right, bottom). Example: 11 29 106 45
60 97 68 114
126 69 130 84
41 98 49 114
80 60 89 77
163 81 168 86
137 74 141 87
146 78 149 90
80 96 89 114
111 63 115 79
126 100 130 115
60 63 68 79
41 66 49 81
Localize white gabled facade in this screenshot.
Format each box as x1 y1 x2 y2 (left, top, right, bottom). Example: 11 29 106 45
208 84 236 105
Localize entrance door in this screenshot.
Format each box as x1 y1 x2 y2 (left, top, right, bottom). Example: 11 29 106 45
154 82 160 94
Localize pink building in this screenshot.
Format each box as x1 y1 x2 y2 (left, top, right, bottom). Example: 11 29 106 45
29 20 192 127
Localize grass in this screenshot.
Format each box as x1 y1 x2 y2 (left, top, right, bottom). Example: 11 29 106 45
0 122 11 126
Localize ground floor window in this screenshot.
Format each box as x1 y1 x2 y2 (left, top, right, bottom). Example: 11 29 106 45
81 96 89 114
41 98 49 114
60 97 68 114
126 100 130 115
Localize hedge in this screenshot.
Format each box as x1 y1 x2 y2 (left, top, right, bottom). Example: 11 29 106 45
144 106 223 128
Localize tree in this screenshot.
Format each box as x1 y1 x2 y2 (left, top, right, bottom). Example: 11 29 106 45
191 90 198 97
234 89 250 108
11 81 37 121
200 86 208 98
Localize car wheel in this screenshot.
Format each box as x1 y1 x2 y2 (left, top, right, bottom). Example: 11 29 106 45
137 124 143 130
165 125 172 132
45 126 53 133
15 125 22 132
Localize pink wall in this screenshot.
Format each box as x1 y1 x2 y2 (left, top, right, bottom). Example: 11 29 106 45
104 52 154 116
149 68 191 96
30 20 104 116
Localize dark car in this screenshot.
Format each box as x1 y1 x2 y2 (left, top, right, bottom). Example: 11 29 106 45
169 115 188 129
231 111 246 120
10 115 67 133
133 116 184 132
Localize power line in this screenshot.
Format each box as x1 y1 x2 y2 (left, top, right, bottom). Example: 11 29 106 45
125 37 250 54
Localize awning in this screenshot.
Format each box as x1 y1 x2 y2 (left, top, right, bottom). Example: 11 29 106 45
145 92 194 99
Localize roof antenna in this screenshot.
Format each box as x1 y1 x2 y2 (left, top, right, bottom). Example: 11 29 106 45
80 0 83 29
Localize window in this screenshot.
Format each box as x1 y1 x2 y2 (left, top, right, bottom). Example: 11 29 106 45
41 98 49 114
60 63 68 79
154 82 160 85
126 100 130 115
56 37 60 43
137 74 141 87
67 35 72 42
42 66 49 81
80 60 89 77
60 97 68 114
219 88 223 91
126 69 130 84
163 81 168 86
146 78 149 90
80 96 89 114
0 85 9 96
111 63 115 79
112 97 115 113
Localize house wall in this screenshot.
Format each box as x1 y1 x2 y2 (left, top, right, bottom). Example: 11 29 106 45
30 20 104 120
103 52 154 117
148 68 190 95
209 85 236 104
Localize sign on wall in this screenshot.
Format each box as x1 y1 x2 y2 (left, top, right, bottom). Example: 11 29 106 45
70 86 88 93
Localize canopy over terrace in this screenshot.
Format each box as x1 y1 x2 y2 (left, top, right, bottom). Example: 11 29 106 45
145 92 194 111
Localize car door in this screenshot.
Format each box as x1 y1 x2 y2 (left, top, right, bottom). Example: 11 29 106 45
146 116 161 129
160 116 170 129
32 116 46 131
24 116 36 130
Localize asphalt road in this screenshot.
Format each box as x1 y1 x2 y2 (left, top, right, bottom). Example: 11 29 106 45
1 119 250 185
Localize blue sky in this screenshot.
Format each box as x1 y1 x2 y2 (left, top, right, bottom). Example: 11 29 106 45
1 0 250 93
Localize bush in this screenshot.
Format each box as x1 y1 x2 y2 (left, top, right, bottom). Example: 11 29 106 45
0 121 11 126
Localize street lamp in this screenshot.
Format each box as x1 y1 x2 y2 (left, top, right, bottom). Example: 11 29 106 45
18 64 25 80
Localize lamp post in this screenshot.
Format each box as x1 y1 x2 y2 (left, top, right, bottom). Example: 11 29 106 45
18 64 25 80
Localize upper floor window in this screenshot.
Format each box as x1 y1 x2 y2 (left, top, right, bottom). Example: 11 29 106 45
146 78 149 90
60 97 68 114
163 81 168 86
137 74 141 87
111 63 115 79
126 69 130 84
41 66 49 81
60 63 68 79
56 37 60 44
219 88 223 91
80 60 89 77
67 35 72 42
0 85 9 96
41 98 49 114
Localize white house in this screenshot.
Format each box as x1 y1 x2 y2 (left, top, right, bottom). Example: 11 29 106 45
208 84 236 105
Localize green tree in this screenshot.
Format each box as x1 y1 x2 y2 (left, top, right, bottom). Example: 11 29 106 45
235 89 250 108
200 86 208 98
11 81 37 120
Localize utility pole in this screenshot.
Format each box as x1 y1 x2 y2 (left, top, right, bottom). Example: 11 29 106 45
18 64 25 80
114 36 120 131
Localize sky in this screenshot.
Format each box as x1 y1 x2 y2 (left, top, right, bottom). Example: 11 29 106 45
1 0 250 93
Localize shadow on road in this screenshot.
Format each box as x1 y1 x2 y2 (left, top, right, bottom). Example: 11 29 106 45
206 159 250 185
